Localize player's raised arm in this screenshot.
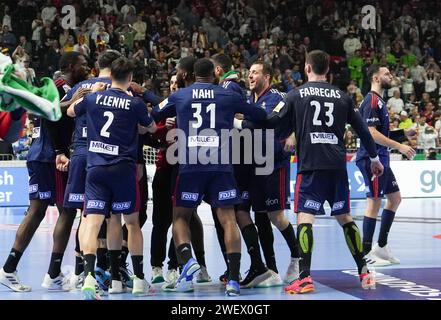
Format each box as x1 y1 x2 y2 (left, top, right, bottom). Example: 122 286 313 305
151 95 177 122
67 96 86 117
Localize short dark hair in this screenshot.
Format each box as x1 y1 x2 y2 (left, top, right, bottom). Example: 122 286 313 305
305 50 329 75
212 53 232 72
111 57 135 82
178 56 196 76
252 61 272 77
98 50 121 69
367 63 387 82
194 58 214 77
59 51 83 72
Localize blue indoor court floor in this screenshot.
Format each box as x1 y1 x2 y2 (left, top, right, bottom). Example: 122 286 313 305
0 198 440 300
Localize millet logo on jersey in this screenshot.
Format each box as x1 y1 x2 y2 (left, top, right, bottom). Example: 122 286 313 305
87 200 105 210
219 189 237 200
188 135 219 147
310 132 338 144
89 141 119 156
29 184 38 193
39 191 52 199
305 200 321 210
181 192 199 201
367 117 380 123
112 202 131 211
332 201 345 211
69 193 85 202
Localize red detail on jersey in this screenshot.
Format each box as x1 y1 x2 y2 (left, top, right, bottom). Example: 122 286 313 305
370 93 378 109
0 111 26 142
433 234 441 239
54 78 66 88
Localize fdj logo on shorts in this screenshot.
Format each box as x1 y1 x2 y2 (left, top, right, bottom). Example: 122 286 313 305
69 193 85 202
39 191 51 199
112 202 131 211
29 184 38 193
332 201 345 211
181 192 199 201
87 200 105 210
304 200 321 211
218 189 237 201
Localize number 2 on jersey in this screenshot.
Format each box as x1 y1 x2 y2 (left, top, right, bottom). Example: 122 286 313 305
311 100 334 127
191 103 216 128
100 111 114 137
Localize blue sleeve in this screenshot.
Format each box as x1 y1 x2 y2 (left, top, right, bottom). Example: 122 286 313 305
136 99 154 127
151 94 177 122
61 83 79 102
360 94 381 127
233 95 267 122
74 96 87 117
142 90 162 105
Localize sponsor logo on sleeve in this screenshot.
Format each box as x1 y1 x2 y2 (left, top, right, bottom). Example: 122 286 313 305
158 98 168 109
310 132 338 144
68 193 85 202
86 200 106 210
366 117 380 123
218 189 237 201
273 101 285 113
332 201 345 211
112 201 131 211
181 192 199 201
82 127 87 138
32 127 41 139
304 199 321 210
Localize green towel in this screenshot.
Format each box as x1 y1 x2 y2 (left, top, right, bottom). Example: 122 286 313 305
0 54 61 121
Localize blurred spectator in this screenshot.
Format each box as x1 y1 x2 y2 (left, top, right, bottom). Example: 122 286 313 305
387 90 404 114
12 127 31 160
398 111 415 129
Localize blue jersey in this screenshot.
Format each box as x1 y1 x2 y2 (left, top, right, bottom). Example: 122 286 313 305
27 118 55 162
356 91 390 166
249 88 291 169
63 77 112 155
151 82 267 174
74 88 153 168
221 80 246 99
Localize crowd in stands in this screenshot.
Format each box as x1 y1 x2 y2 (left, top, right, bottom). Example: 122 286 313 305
1 0 441 160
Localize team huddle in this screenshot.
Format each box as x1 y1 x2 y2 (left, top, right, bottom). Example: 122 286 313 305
0 49 414 299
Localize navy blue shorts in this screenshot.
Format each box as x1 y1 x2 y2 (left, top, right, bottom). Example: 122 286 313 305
64 154 87 209
172 171 241 209
27 161 56 203
250 164 290 213
356 159 400 198
84 161 139 217
294 170 350 216
233 164 252 212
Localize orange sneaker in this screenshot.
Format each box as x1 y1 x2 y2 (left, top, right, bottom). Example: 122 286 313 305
360 272 376 289
284 276 315 294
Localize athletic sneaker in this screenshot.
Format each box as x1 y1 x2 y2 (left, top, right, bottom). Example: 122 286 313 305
41 273 71 291
151 266 165 284
284 276 315 294
120 263 133 288
162 278 194 292
364 250 392 267
219 270 229 284
255 269 283 288
196 266 212 283
177 258 200 284
132 276 155 296
284 258 300 283
225 280 240 296
360 266 376 289
165 269 179 283
69 272 85 290
240 268 272 288
81 273 102 300
0 268 31 292
370 243 400 264
95 267 111 291
109 280 127 294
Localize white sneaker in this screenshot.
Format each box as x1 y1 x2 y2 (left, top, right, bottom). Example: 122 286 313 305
0 268 31 292
151 267 165 284
371 243 400 264
162 278 194 292
81 273 102 300
132 276 155 296
41 273 71 291
196 266 212 283
255 270 283 288
165 269 179 283
284 257 300 283
109 280 126 294
69 272 85 291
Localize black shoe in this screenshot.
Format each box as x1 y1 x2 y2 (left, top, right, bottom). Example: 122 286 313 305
119 263 133 288
219 270 229 284
240 267 272 288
